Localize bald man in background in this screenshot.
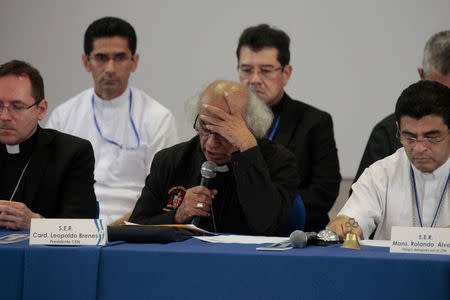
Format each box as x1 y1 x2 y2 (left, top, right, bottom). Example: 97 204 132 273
130 80 299 236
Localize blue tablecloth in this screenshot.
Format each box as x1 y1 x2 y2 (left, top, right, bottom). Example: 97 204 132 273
0 229 100 300
97 238 450 300
1 229 449 300
22 245 100 300
0 230 28 300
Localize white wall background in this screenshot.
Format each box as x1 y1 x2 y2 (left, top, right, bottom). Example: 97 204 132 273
1 0 449 178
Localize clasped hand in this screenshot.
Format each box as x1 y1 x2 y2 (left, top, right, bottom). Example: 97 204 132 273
0 200 41 230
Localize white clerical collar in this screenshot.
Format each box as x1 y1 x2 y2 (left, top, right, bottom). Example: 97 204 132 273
434 157 450 178
216 164 229 172
94 87 130 108
6 144 20 154
412 156 450 180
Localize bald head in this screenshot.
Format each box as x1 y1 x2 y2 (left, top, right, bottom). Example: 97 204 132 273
185 80 273 139
200 80 250 118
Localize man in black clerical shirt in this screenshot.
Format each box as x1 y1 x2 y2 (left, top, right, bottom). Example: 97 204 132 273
235 24 341 232
0 60 96 230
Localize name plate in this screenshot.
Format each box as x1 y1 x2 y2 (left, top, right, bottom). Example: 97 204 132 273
390 226 450 255
30 219 107 246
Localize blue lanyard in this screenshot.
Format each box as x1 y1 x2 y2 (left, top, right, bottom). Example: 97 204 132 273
91 89 140 150
268 116 280 141
410 165 449 227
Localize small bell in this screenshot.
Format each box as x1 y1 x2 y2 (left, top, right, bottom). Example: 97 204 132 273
341 217 362 250
341 232 362 250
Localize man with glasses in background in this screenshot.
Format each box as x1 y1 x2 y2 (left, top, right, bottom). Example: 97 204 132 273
328 80 450 240
130 80 299 236
236 24 341 232
46 17 178 225
0 60 96 230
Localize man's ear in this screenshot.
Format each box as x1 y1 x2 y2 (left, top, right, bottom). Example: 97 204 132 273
418 67 425 80
282 65 292 86
37 99 48 120
82 54 91 72
131 53 139 72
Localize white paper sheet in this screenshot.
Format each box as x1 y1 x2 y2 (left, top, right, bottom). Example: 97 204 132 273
359 240 391 247
194 235 288 244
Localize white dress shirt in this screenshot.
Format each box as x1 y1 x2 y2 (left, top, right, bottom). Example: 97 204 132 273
340 148 449 240
46 87 178 224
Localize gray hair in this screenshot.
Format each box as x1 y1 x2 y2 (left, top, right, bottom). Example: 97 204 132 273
185 84 273 138
422 30 450 76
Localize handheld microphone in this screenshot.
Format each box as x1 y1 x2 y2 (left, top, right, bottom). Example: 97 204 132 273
191 161 217 226
199 161 217 187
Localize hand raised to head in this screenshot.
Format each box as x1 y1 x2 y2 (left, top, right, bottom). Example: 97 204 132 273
200 91 257 152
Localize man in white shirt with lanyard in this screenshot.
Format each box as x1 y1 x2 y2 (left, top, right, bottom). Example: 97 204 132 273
328 80 449 240
46 17 178 225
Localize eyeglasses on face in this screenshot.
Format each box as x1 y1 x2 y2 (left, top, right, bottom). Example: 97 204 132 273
0 102 37 115
238 65 284 79
89 53 133 66
397 129 450 148
193 114 226 141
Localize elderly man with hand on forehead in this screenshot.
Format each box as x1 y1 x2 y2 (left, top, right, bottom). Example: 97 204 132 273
130 80 299 236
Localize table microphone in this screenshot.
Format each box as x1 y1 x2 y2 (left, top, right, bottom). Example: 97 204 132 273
191 161 217 226
289 230 315 248
290 229 340 247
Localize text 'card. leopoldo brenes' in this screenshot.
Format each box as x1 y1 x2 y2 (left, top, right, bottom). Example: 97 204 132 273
29 219 107 246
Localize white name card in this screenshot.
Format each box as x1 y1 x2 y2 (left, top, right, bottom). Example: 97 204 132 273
390 226 450 256
29 219 107 246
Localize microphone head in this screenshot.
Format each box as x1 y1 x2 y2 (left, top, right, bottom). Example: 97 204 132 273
201 161 217 179
289 230 307 248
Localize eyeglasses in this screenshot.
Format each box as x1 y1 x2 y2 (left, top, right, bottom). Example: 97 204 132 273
89 53 133 66
238 65 284 79
193 114 226 141
397 130 450 148
0 102 37 115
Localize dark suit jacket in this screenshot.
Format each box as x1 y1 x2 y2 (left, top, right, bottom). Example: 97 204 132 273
270 93 341 232
353 113 402 184
0 126 97 218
